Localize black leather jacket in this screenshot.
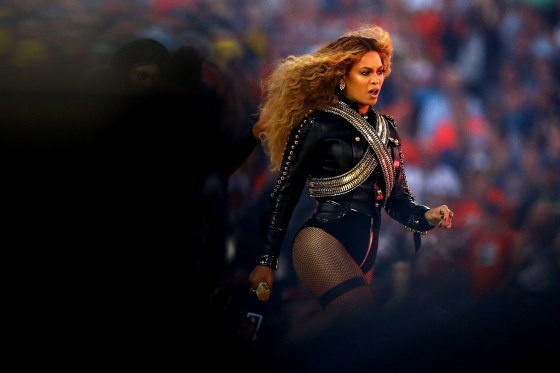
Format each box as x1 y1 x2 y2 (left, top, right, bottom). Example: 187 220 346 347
258 100 434 269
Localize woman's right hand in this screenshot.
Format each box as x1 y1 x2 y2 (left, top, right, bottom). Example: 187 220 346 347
249 265 274 301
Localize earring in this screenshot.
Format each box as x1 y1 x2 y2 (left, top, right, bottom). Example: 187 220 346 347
339 80 345 90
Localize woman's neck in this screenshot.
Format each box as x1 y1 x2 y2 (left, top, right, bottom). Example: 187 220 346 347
357 105 369 115
339 93 370 115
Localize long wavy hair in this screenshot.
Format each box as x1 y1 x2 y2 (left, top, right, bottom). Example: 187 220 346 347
257 24 393 171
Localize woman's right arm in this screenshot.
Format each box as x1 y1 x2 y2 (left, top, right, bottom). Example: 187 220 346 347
251 116 321 280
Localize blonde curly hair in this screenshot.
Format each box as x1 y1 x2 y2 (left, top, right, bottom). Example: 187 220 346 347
257 24 393 171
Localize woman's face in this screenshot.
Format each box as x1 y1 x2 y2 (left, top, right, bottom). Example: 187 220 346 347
342 50 385 114
127 63 162 91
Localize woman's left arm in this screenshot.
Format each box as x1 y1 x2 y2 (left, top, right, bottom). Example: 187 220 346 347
383 116 453 232
424 204 454 229
384 177 434 234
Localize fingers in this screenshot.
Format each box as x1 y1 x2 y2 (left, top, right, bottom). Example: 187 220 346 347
249 281 272 301
437 205 454 229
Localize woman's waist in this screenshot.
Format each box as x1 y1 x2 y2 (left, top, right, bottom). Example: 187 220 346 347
316 197 377 218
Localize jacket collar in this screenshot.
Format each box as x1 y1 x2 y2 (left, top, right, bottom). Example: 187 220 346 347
337 92 373 117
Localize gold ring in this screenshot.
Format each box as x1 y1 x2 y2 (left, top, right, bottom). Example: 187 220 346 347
256 282 271 301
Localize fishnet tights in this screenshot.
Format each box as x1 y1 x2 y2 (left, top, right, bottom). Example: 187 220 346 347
292 226 374 316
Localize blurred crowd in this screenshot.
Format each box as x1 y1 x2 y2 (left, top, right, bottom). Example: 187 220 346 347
1 0 559 369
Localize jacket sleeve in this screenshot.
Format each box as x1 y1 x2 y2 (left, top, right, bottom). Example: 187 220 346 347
257 117 321 269
384 168 433 234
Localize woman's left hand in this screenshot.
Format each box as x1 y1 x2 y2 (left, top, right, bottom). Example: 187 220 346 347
425 204 454 228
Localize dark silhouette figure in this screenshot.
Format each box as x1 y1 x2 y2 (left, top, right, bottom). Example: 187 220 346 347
0 38 264 366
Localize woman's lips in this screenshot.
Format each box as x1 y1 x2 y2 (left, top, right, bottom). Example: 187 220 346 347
368 89 379 98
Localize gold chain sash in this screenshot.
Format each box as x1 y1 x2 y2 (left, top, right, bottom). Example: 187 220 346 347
315 101 394 201
308 146 377 197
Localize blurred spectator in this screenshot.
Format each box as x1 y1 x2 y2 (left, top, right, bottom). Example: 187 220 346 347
463 187 518 303
416 63 484 145
111 37 170 93
164 44 204 92
502 197 560 302
80 38 170 93
403 146 462 207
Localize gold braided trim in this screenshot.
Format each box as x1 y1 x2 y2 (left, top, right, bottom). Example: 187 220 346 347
308 147 377 197
322 102 395 200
